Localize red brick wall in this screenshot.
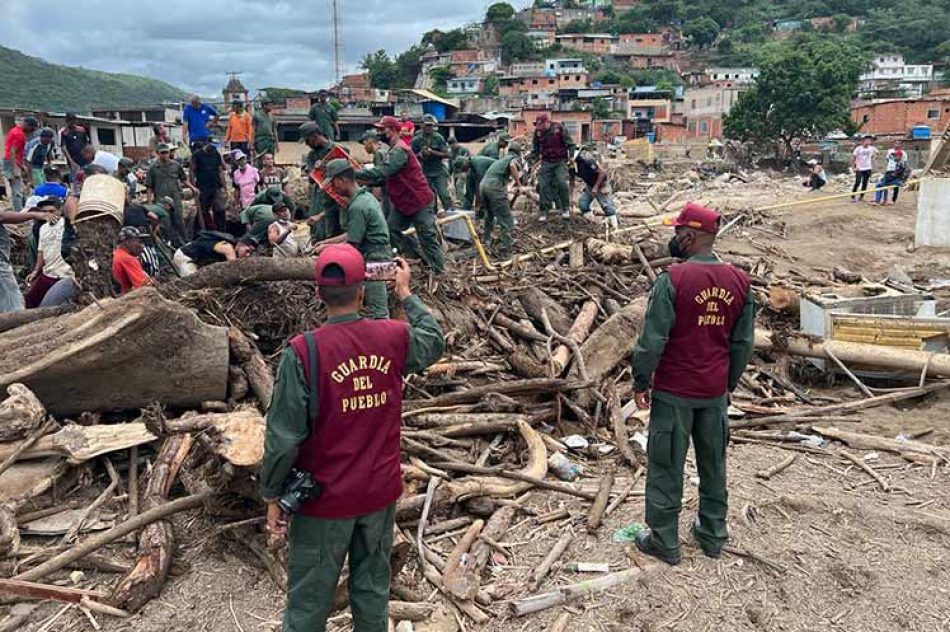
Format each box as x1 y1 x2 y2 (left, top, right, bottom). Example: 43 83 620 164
851 98 950 136
656 123 688 143
591 120 622 142
619 33 662 47
686 115 722 138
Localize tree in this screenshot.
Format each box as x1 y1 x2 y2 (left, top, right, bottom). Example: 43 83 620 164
430 66 453 93
501 31 538 63
395 45 426 89
559 19 593 34
592 97 612 119
723 37 868 158
361 50 398 89
423 28 472 53
684 18 720 49
486 2 516 23
483 74 500 96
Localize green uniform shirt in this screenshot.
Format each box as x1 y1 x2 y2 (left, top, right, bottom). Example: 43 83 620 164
481 154 520 190
342 187 391 262
356 142 409 185
373 145 390 168
464 156 496 207
259 295 445 499
142 203 169 222
410 131 449 177
241 204 276 242
252 110 277 142
145 159 187 199
308 103 338 140
303 142 340 218
632 254 756 408
449 145 470 174
251 187 294 212
479 142 501 159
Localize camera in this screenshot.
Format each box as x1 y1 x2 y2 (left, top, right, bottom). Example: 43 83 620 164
277 468 321 514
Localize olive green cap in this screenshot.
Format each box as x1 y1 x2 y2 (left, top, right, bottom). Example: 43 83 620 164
507 140 523 153
298 121 323 139
422 114 438 125
360 129 379 142
324 158 354 179
452 157 469 171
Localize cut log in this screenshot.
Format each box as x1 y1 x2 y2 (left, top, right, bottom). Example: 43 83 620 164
407 413 528 430
443 506 516 601
766 286 800 314
440 519 485 600
586 472 614 533
491 313 548 343
510 565 657 616
608 385 638 469
406 379 587 409
389 601 435 622
551 300 599 374
168 256 314 290
0 385 47 442
161 408 265 467
227 328 274 410
0 423 157 465
0 288 229 416
812 426 950 461
584 238 632 265
529 530 573 591
569 242 584 269
520 288 572 336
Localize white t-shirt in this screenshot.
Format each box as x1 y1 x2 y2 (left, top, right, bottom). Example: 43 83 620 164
885 149 906 173
852 145 877 171
37 219 74 279
93 151 121 174
269 221 300 258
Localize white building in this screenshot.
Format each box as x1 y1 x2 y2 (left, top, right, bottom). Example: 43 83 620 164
859 55 934 98
705 67 759 83
545 58 587 76
446 77 482 95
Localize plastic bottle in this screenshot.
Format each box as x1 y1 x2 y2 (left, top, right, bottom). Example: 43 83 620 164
547 452 581 482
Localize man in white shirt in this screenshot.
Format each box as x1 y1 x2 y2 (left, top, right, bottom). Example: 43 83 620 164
850 136 877 202
24 197 77 308
80 145 121 175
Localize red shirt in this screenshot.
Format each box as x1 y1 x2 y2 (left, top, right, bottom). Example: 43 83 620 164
289 318 410 519
112 248 151 294
3 126 27 167
399 119 415 142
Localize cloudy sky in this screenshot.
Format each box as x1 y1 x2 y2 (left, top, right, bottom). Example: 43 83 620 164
1 0 526 96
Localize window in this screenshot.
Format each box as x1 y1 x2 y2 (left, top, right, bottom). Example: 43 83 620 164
700 121 709 134
691 99 696 109
532 79 538 85
96 128 117 145
928 109 940 119
862 114 870 123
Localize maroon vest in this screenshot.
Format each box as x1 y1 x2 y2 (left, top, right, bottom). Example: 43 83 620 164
652 261 749 399
386 140 434 216
289 318 409 519
535 124 569 162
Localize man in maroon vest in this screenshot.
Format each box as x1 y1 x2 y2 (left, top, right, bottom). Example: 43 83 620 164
631 203 755 565
261 245 444 631
356 116 445 274
530 112 575 222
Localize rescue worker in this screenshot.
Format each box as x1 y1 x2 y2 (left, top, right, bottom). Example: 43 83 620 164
145 143 196 246
530 113 574 221
242 201 290 244
448 136 469 203
631 203 755 565
300 122 341 243
479 132 509 159
410 114 453 212
308 90 340 141
359 130 391 217
574 146 619 228
312 159 393 319
454 155 496 211
355 116 445 275
252 100 279 162
261 246 443 632
478 141 523 256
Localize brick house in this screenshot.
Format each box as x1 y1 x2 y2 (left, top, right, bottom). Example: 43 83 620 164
851 95 950 136
555 33 617 55
509 109 593 144
684 84 747 138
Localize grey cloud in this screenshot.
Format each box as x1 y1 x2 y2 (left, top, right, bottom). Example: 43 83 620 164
0 0 520 96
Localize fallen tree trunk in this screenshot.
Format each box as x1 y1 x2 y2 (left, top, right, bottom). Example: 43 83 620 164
109 434 194 612
755 330 950 378
0 385 47 442
0 304 74 334
520 288 572 336
552 300 598 374
0 288 229 416
443 505 515 601
169 256 315 291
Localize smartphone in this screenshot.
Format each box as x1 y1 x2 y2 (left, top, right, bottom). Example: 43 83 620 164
365 261 398 282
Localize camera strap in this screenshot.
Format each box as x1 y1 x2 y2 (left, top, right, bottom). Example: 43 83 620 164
304 332 320 426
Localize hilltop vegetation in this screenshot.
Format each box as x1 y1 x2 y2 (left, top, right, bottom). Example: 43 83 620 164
0 46 186 113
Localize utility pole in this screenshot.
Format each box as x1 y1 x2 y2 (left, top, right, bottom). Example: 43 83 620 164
332 0 343 84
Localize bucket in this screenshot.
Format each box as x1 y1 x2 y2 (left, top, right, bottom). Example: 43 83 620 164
76 174 125 225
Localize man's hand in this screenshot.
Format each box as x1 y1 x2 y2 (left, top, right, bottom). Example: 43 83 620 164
266 501 287 540
25 270 39 286
634 390 651 410
305 212 324 227
31 212 58 224
393 257 412 301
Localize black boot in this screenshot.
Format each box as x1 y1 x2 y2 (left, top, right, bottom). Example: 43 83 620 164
691 519 722 558
635 529 681 566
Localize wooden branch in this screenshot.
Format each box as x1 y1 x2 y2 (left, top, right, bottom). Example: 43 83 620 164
549 612 571 632
754 454 797 480
812 426 950 461
407 378 588 409
586 472 614 533
441 520 485 600
227 328 273 410
0 420 57 479
605 467 643 517
631 242 657 282
0 384 47 441
0 578 107 604
839 450 890 491
0 304 74 334
608 385 637 469
62 457 119 544
444 505 515 601
434 461 595 500
551 300 598 374
490 313 549 343
529 531 573 591
513 565 657 616
0 423 157 465
13 491 211 583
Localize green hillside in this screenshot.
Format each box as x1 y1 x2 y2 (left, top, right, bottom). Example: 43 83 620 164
0 46 187 113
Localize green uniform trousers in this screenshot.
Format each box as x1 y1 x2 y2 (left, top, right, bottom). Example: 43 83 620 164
283 503 395 632
425 172 454 212
479 184 514 253
310 204 342 243
645 397 729 554
538 160 570 213
363 280 389 320
388 205 445 274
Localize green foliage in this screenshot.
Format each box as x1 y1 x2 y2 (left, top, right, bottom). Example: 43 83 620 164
592 97 612 119
502 32 539 63
395 45 427 88
483 74 500 96
429 66 453 92
724 37 867 154
422 28 472 53
261 87 307 100
361 50 399 90
558 18 594 34
684 18 721 48
486 2 516 22
0 45 185 112
862 3 950 63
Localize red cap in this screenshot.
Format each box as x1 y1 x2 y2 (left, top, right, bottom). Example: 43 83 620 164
534 112 549 124
375 116 401 131
315 244 366 286
664 202 720 234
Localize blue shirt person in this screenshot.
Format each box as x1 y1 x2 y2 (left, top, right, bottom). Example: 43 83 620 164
182 95 219 146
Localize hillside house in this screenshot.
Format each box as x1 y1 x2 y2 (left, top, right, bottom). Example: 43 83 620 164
509 108 592 143
851 94 950 136
545 58 587 75
858 55 934 99
705 67 759 84
555 33 617 55
447 77 483 95
684 84 746 138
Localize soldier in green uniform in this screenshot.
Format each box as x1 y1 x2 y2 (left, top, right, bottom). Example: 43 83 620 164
299 121 342 243
479 132 509 159
145 143 197 246
447 136 470 203
410 114 453 212
250 186 295 217
478 141 523 255
631 204 755 565
262 248 443 632
252 100 279 163
360 130 391 218
530 114 575 221
307 90 339 141
453 155 495 211
241 201 290 245
313 159 393 319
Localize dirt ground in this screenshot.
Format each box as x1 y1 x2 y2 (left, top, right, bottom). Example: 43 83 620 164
10 168 950 632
